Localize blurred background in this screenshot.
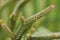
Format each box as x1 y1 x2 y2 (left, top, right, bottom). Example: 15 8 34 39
0 0 60 40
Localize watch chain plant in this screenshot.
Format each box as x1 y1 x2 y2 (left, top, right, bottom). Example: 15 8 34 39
0 0 60 40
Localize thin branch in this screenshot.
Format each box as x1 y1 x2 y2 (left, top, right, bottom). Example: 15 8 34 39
27 32 60 40
1 23 15 39
26 5 55 23
10 0 31 31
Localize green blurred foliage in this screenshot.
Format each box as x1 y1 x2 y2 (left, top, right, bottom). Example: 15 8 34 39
0 0 60 40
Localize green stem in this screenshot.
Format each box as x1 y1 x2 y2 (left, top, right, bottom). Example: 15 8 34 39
27 32 60 40
10 0 31 31
15 5 55 40
1 23 15 40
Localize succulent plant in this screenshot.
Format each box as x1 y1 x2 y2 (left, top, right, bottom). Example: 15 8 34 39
0 0 60 40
